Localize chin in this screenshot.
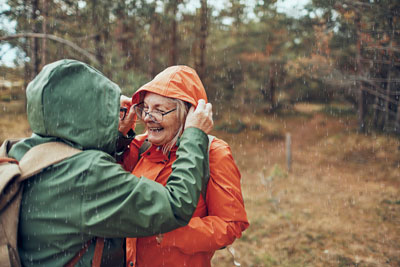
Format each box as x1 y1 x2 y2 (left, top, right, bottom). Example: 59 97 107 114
147 136 164 146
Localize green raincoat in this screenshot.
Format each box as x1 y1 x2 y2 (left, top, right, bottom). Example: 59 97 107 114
8 59 208 266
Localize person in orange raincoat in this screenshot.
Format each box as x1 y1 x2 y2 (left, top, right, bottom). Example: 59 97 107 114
120 65 249 267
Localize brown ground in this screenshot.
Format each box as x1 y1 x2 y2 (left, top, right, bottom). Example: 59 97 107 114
1 100 399 267
212 104 400 267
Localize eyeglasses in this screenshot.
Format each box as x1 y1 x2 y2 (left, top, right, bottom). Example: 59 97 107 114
120 107 128 120
134 102 176 123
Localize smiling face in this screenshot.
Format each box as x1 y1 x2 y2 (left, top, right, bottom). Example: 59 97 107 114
142 92 181 146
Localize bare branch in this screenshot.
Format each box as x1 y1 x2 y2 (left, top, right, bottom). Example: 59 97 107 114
354 77 400 83
372 104 398 116
340 0 372 8
360 86 398 105
0 33 99 65
359 58 400 67
363 46 400 53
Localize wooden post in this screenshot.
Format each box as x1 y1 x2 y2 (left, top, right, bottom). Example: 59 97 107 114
286 133 292 172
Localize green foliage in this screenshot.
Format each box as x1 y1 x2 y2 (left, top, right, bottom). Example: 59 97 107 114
268 164 288 180
1 0 399 133
321 104 355 118
214 119 247 134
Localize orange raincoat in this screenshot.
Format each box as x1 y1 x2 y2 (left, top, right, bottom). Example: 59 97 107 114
122 66 249 267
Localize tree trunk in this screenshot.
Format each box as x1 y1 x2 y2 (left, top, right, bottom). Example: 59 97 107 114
383 67 392 130
115 1 134 70
356 15 365 133
395 104 400 134
197 0 208 81
149 17 158 78
41 0 48 68
23 39 30 112
358 90 366 132
30 0 40 77
372 96 380 128
169 1 179 66
269 64 277 110
383 18 394 130
91 0 104 66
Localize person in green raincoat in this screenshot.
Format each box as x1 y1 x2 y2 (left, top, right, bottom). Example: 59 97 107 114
8 59 213 266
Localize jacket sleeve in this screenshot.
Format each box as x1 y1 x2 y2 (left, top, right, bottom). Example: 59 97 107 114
159 139 249 253
80 127 208 238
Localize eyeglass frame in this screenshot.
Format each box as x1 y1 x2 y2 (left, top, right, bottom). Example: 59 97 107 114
134 102 177 123
120 107 128 120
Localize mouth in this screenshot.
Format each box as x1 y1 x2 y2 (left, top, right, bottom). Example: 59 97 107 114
148 127 164 133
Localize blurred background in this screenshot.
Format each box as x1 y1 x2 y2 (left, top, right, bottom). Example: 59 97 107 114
0 0 399 266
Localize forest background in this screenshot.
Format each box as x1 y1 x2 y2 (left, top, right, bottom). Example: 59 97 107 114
0 0 399 266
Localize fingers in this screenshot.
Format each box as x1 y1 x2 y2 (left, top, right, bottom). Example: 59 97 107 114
204 102 213 133
125 105 137 122
119 105 137 136
197 99 206 110
120 95 132 108
184 99 213 134
193 99 210 116
205 102 212 118
187 105 195 116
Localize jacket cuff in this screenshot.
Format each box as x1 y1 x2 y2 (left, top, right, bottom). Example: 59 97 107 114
115 129 135 160
180 127 208 143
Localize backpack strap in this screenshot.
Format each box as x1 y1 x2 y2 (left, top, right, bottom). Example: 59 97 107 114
1 140 105 267
64 239 94 267
0 141 82 211
16 142 106 267
0 157 18 164
138 139 151 160
91 238 105 267
16 142 105 267
64 237 105 267
18 142 81 181
0 138 21 158
201 135 214 201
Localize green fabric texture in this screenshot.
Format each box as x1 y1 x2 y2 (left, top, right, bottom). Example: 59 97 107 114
9 59 208 266
26 59 120 154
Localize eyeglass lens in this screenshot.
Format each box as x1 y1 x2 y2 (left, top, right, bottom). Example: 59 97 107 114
134 105 162 123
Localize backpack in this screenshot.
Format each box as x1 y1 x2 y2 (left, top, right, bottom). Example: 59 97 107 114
0 139 103 267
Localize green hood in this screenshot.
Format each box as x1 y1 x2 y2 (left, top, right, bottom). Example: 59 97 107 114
26 59 120 154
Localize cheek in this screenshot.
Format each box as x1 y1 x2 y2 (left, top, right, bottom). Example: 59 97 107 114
165 121 181 138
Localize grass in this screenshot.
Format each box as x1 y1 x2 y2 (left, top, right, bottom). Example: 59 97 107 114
2 96 399 267
212 102 399 266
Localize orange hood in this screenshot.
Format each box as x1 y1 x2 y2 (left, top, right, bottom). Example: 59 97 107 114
132 66 207 106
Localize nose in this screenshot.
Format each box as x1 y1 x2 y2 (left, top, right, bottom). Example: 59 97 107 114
143 111 157 123
143 111 152 123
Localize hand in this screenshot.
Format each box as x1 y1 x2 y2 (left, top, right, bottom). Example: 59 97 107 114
120 95 131 108
119 95 137 136
184 99 213 134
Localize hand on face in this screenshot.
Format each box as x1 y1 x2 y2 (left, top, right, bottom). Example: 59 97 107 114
185 99 213 134
118 95 137 136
